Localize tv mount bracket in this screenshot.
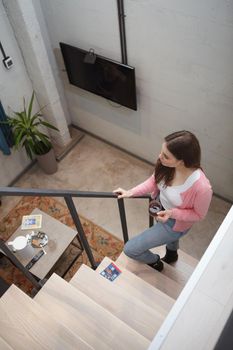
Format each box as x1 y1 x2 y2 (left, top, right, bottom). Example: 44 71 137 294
84 48 96 64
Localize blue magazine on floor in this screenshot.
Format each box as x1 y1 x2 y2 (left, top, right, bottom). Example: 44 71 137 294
100 262 122 282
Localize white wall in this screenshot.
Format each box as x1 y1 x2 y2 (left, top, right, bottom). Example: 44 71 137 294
40 0 233 201
0 0 35 186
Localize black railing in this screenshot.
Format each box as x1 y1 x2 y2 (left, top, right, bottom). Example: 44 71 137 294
0 186 152 290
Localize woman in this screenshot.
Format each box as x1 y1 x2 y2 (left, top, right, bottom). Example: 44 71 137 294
114 130 212 272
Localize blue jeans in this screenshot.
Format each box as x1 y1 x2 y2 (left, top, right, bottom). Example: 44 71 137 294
124 219 189 264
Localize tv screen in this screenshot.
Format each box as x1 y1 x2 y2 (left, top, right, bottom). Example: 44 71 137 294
60 42 137 110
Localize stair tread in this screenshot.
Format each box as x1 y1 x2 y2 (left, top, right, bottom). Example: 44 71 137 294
151 246 198 270
70 264 165 340
116 252 184 299
151 247 198 285
96 256 174 315
0 285 93 350
0 337 14 350
35 273 150 350
160 262 188 287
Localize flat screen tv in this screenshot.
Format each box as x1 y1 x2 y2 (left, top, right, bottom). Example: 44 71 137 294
60 42 137 110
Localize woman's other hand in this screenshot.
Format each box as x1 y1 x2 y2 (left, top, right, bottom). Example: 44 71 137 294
156 209 172 223
113 188 133 199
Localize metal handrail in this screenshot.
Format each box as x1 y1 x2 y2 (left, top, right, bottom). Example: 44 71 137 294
0 187 149 198
0 186 152 290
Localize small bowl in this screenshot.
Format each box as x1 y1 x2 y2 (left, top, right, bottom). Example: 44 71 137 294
28 231 48 248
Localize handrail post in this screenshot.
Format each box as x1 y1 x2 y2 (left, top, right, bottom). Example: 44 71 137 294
117 198 129 243
0 239 41 290
64 195 97 269
149 198 154 227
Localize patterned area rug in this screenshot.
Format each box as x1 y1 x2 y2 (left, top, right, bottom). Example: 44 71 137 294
0 196 124 295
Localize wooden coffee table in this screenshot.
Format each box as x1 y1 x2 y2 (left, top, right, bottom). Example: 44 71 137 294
6 208 78 280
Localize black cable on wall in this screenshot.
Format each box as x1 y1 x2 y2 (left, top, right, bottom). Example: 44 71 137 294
117 0 128 65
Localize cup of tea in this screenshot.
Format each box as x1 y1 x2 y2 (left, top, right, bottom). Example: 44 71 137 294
149 200 162 217
8 235 34 259
8 236 29 251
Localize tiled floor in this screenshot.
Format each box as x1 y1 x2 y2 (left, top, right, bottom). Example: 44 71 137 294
1 133 232 260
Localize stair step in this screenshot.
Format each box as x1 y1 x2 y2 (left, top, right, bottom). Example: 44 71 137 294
116 252 183 299
151 245 198 272
70 264 165 340
35 273 150 350
0 285 93 350
160 262 188 287
0 337 14 350
152 247 198 286
96 256 175 316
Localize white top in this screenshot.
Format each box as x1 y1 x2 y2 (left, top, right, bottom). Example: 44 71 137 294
158 169 201 209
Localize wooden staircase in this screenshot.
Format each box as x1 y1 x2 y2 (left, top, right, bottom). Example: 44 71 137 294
0 248 198 349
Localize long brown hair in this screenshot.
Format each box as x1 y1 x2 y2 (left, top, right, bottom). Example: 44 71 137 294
154 130 201 186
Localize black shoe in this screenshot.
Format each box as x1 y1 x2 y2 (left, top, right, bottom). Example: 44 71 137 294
161 248 178 264
147 259 164 272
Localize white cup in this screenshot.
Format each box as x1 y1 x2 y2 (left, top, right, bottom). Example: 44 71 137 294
8 235 34 259
8 236 28 251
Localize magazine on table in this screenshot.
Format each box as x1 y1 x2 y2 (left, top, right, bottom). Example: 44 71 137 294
21 214 42 230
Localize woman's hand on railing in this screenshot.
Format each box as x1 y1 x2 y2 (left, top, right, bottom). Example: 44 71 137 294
113 188 133 199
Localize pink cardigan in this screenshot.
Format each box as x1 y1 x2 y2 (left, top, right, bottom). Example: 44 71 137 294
130 170 213 232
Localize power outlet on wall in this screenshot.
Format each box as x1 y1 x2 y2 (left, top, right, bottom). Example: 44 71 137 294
0 41 13 70
3 56 13 69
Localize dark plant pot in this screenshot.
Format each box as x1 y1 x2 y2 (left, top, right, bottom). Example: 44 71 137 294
36 148 58 174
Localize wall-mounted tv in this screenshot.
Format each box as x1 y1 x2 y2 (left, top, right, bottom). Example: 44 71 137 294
60 42 137 111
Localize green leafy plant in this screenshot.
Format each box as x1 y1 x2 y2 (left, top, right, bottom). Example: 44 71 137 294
3 92 59 159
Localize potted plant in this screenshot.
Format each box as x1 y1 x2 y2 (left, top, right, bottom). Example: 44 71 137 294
3 92 59 174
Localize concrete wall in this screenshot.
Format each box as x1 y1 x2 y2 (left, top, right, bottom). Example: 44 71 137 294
32 0 71 126
4 0 72 148
40 0 233 200
0 0 34 186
